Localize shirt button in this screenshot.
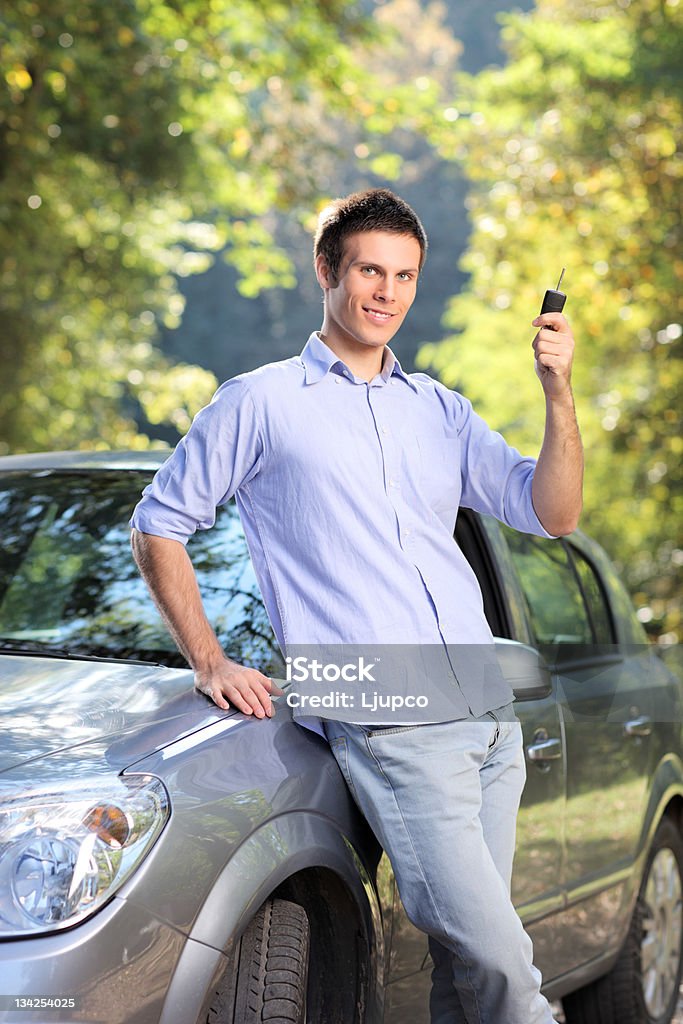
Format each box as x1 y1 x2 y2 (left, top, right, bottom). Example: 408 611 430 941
389 478 398 487
334 377 342 384
381 426 389 435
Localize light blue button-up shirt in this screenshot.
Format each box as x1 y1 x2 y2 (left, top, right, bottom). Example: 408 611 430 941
131 332 553 732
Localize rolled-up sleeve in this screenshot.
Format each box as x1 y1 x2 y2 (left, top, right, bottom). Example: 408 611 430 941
129 378 264 544
455 393 557 539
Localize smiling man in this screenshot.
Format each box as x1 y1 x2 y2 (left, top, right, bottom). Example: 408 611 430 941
315 225 421 368
130 188 582 1023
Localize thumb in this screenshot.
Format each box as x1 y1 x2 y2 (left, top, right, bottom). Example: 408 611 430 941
266 676 285 696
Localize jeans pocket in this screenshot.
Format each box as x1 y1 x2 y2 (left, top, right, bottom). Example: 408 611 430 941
486 711 500 750
367 725 422 739
328 736 361 805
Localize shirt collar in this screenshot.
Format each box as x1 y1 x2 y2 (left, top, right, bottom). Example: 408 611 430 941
299 332 418 392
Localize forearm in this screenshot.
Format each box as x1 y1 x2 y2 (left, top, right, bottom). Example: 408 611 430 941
131 529 280 716
130 529 224 671
532 390 584 536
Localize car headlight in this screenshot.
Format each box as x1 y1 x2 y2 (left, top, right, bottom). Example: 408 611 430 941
0 774 169 937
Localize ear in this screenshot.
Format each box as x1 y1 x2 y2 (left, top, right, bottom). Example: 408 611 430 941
315 253 336 290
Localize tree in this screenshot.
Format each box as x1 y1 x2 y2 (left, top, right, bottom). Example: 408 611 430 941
420 0 682 638
0 0 413 451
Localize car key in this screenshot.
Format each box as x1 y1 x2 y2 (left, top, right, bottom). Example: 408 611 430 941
539 269 566 328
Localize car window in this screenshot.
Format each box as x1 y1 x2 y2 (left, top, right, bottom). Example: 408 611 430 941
567 546 615 644
473 515 534 643
501 527 593 645
454 513 507 638
0 471 283 674
579 542 649 645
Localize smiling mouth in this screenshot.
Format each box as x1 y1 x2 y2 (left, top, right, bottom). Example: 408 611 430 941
363 307 395 322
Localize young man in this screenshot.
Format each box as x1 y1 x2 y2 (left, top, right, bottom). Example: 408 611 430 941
130 188 582 1023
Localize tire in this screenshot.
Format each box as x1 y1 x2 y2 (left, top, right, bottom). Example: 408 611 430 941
563 817 683 1024
206 898 310 1024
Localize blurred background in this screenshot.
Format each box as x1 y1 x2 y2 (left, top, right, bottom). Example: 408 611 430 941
1 0 681 640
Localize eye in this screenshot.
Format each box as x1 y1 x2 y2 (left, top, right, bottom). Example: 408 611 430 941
360 266 378 276
397 272 413 282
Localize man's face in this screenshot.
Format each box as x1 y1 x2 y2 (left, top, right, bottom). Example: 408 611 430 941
315 230 421 353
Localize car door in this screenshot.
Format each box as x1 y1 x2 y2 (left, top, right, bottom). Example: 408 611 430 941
501 526 653 974
477 516 566 980
382 510 567 1021
552 537 654 971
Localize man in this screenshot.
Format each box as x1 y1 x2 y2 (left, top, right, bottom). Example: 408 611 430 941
130 188 582 1023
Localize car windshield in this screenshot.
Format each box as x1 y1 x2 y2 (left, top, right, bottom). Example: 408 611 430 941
0 470 283 674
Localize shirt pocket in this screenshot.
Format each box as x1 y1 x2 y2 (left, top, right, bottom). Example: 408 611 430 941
411 433 461 513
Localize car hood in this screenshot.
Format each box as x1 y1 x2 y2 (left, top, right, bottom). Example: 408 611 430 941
0 654 235 774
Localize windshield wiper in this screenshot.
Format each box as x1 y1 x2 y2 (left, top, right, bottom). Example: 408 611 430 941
0 637 162 666
0 637 73 656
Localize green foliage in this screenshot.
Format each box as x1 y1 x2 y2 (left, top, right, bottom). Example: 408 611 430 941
0 0 416 453
420 0 682 639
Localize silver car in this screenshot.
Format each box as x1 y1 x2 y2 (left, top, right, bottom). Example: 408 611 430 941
0 451 681 1024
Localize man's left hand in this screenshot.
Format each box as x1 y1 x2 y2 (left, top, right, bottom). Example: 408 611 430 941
531 313 575 399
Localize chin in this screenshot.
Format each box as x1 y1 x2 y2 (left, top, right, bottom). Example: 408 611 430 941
356 323 402 346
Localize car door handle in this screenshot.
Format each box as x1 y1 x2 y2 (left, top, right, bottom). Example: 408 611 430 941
526 737 562 762
624 715 652 738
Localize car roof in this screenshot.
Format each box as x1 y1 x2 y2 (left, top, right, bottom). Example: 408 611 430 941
0 450 169 472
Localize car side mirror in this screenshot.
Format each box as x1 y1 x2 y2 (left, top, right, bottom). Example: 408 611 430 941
494 639 552 702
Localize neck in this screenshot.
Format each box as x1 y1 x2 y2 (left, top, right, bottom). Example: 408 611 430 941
318 330 385 382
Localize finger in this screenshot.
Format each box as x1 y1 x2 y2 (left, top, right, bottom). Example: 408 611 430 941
533 346 573 368
245 678 278 717
533 335 573 357
532 335 570 354
246 672 285 712
223 681 265 717
534 326 573 349
535 352 570 372
262 678 284 719
195 679 232 711
532 312 569 331
238 683 268 718
533 326 572 345
263 676 285 696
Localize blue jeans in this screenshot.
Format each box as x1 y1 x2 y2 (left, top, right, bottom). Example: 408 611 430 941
324 704 557 1024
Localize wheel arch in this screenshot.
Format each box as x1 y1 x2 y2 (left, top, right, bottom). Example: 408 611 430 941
613 758 683 944
562 810 683 1024
640 754 683 868
161 811 385 1024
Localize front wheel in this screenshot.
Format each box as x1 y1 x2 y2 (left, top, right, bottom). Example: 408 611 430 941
206 897 310 1024
563 816 683 1024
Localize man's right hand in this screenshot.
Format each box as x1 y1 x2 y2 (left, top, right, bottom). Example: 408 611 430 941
194 658 284 718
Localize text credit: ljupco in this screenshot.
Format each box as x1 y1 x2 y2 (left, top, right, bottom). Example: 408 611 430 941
283 655 429 713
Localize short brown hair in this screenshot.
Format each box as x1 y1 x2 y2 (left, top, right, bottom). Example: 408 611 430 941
314 188 428 283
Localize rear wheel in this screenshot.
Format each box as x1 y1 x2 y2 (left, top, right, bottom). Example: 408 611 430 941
207 897 310 1024
563 817 683 1024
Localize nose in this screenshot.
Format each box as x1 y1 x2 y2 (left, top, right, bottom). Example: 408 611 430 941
374 276 395 303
